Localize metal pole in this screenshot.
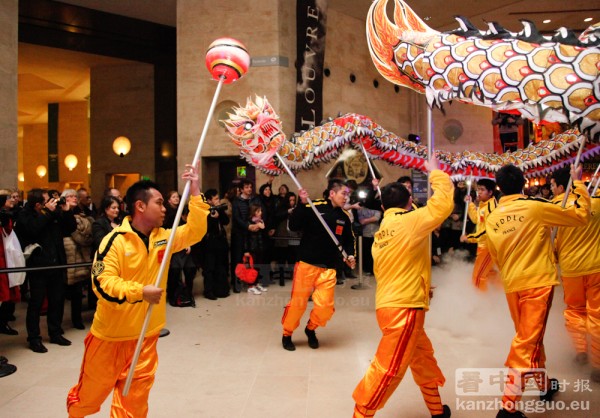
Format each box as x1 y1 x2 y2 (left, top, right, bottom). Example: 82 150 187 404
123 77 225 396
358 140 381 197
461 176 473 235
550 136 587 243
351 236 367 290
588 164 600 192
274 153 348 259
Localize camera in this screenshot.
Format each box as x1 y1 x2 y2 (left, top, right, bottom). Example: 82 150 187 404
58 197 66 205
209 203 228 214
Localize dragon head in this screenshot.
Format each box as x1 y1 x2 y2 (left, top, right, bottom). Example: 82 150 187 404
222 96 286 171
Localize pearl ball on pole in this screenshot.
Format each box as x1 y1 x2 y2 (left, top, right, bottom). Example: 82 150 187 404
123 37 250 397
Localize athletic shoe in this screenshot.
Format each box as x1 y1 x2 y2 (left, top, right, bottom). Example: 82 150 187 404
247 287 262 295
540 378 559 402
496 409 527 418
256 284 268 292
432 404 451 417
305 327 319 349
282 336 295 351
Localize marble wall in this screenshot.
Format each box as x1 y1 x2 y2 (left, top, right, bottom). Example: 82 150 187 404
89 63 154 199
0 0 17 190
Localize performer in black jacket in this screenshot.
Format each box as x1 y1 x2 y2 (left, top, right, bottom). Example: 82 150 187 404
280 179 356 351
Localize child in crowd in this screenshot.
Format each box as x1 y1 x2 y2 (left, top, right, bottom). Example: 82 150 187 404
245 203 267 295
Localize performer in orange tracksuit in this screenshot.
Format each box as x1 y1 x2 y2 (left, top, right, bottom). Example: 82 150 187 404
67 166 209 418
352 157 454 418
485 164 590 418
281 179 355 351
551 168 600 383
460 178 498 290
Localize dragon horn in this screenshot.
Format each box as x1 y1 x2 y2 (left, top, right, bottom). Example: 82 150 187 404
392 0 435 35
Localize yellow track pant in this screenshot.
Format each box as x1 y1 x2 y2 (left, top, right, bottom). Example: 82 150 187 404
502 286 553 411
67 333 159 418
471 247 498 291
562 272 600 368
352 308 445 417
281 261 337 336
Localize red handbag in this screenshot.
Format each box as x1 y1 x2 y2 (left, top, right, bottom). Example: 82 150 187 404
235 254 258 284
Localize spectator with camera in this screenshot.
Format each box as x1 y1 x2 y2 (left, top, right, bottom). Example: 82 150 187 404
15 188 77 353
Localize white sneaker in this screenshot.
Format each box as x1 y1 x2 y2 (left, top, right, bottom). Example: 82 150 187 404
247 287 262 295
256 284 268 292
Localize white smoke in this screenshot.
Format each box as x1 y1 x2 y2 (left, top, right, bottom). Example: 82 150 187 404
427 252 577 375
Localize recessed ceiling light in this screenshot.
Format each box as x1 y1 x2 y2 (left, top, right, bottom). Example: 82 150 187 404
543 19 551 24
584 17 593 22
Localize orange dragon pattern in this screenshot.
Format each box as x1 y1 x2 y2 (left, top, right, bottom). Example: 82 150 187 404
367 0 600 140
223 96 599 180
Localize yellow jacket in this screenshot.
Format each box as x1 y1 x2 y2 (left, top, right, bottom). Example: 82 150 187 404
90 194 209 341
485 180 590 293
554 192 600 277
373 170 454 310
465 198 498 247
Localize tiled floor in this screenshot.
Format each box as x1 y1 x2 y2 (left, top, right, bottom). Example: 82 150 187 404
0 257 598 417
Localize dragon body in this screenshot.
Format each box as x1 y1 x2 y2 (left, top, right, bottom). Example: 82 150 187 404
366 0 600 140
223 97 599 180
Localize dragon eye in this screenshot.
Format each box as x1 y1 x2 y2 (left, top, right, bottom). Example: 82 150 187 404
244 122 253 130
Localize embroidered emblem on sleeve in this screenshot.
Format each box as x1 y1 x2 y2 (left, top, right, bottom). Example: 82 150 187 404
92 261 105 276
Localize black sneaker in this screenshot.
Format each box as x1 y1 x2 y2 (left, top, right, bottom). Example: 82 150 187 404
0 323 18 336
540 378 559 402
432 404 451 418
496 409 527 418
305 327 319 349
282 336 296 351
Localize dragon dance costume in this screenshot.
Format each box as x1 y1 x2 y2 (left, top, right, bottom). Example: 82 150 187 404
281 197 355 338
67 195 209 418
485 181 590 412
465 198 498 290
352 170 454 417
554 190 600 373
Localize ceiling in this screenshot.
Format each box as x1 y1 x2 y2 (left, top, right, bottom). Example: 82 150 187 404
19 0 598 126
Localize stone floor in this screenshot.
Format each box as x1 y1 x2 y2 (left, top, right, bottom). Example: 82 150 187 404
0 257 597 417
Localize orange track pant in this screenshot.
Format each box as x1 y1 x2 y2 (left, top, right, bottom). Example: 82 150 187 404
67 333 159 418
471 247 497 291
352 308 445 417
281 261 336 336
562 272 600 368
502 286 554 411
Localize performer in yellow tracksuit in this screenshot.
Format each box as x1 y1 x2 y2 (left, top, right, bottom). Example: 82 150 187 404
485 164 590 418
353 158 454 418
67 166 209 418
281 179 356 351
461 178 498 290
551 168 600 383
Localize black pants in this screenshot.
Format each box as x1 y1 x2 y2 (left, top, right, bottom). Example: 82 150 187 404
26 270 66 342
67 281 84 325
230 233 245 291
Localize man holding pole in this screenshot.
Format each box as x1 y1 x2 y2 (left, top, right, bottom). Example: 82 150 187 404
460 178 498 290
352 157 454 418
67 165 209 417
485 164 590 418
281 178 356 351
551 167 600 383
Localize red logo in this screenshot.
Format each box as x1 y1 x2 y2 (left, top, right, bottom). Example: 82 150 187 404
336 226 343 235
157 249 165 263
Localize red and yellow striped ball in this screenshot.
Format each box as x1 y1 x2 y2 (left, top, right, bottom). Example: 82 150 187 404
205 38 250 84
